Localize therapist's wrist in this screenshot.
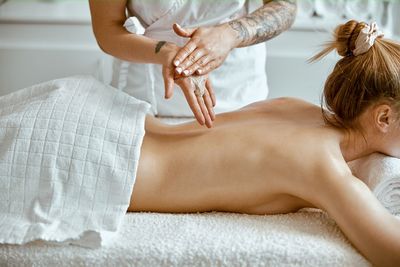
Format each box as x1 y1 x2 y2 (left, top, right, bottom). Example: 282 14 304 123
154 41 179 66
219 22 241 49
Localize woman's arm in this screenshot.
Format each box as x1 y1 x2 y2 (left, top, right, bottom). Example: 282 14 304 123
320 174 400 267
172 0 297 76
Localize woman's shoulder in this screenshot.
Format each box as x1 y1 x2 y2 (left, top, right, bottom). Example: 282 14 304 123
290 127 352 181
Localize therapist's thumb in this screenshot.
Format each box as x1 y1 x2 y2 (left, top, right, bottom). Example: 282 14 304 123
173 23 196 38
165 79 174 99
163 66 174 99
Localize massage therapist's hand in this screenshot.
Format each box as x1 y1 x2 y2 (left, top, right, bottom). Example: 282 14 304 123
174 75 216 128
161 42 216 128
172 23 236 76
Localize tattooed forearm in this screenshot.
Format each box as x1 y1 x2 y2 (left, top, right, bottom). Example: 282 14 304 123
155 41 167 54
228 21 251 44
228 0 297 47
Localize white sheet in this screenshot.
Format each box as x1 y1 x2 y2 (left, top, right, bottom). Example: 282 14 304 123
0 76 150 248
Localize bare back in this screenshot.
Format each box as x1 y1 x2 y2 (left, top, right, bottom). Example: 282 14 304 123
130 98 351 214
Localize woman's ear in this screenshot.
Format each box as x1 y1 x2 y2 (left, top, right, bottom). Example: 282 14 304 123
374 104 393 133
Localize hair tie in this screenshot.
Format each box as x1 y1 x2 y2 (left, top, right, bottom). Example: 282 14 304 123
352 22 384 56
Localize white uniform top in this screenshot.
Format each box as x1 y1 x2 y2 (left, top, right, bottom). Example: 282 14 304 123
111 0 268 117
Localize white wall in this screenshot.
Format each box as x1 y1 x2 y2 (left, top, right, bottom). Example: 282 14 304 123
267 0 400 104
266 29 338 104
0 1 103 95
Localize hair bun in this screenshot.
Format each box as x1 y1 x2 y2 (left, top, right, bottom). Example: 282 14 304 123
334 20 367 57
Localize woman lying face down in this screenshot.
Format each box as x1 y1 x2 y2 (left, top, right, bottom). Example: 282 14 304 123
129 20 400 266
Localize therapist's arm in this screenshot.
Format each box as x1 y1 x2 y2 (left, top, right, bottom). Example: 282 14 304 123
89 0 177 65
89 0 215 127
228 0 297 47
173 0 297 76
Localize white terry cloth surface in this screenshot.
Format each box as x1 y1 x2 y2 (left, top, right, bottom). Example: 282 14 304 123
0 210 371 267
349 153 400 215
0 76 150 248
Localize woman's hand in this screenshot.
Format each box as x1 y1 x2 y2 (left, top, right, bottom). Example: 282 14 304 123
161 42 216 127
172 23 237 76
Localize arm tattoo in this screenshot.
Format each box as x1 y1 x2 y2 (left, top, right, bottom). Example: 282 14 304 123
155 41 167 54
228 0 297 47
228 21 250 43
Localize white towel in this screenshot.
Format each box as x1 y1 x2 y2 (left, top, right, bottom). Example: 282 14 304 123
0 211 372 267
349 153 400 215
0 76 150 248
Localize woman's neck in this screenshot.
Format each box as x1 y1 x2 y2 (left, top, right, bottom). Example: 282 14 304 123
338 128 376 162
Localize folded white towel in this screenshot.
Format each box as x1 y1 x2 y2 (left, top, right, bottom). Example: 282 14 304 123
349 153 400 215
0 76 150 248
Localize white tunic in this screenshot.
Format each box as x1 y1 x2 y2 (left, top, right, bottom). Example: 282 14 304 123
112 0 268 117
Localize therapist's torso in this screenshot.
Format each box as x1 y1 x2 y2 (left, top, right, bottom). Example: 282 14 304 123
111 0 268 117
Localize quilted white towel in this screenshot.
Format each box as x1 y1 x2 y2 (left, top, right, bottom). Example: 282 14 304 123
349 153 400 215
0 76 150 248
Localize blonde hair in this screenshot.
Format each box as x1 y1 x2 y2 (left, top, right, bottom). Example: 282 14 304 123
311 20 400 129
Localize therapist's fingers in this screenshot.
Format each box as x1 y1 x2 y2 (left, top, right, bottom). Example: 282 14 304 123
173 23 196 38
181 83 205 126
173 40 197 67
162 65 175 99
205 79 216 107
195 60 218 76
198 94 213 128
176 48 206 76
203 89 215 122
194 90 213 127
184 55 212 76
